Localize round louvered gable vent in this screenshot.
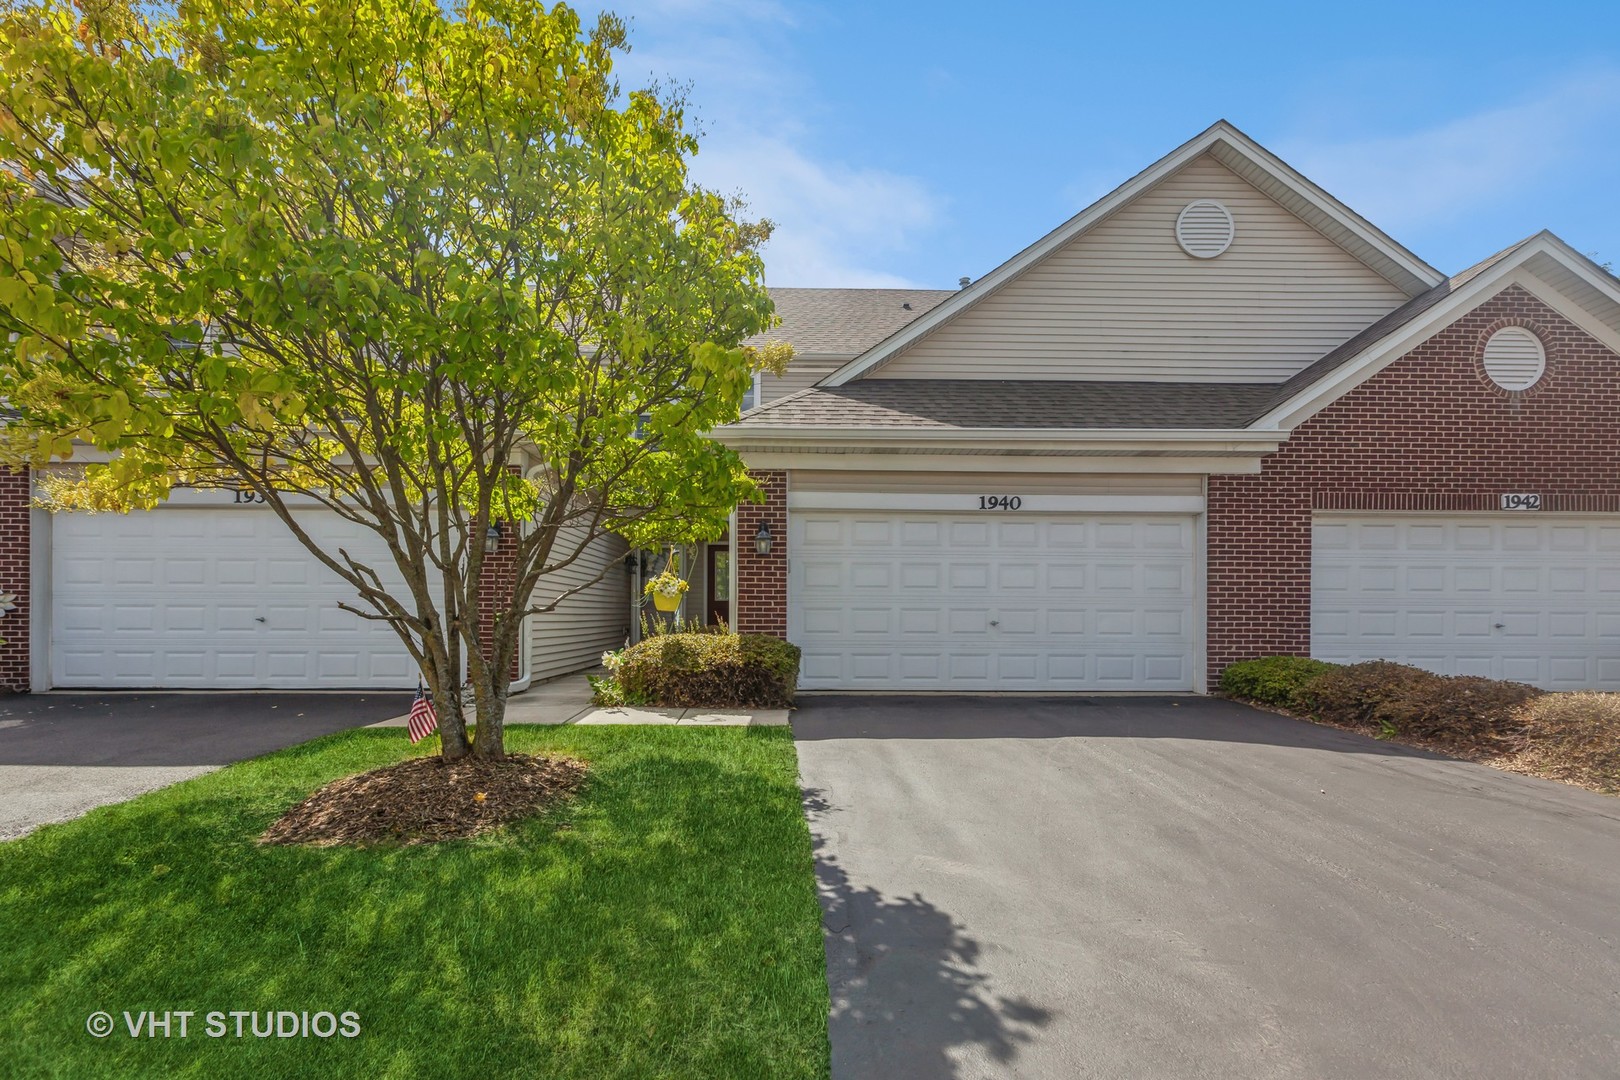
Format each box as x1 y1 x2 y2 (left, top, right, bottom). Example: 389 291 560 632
1175 200 1235 258
1482 327 1546 390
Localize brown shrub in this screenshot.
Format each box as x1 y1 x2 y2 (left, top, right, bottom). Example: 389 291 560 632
1300 660 1539 750
613 632 801 708
1510 693 1620 794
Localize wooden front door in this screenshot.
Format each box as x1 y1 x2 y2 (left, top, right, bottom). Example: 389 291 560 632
705 544 731 627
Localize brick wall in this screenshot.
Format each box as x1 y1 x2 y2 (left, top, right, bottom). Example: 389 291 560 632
1207 284 1620 685
0 468 30 692
734 470 788 637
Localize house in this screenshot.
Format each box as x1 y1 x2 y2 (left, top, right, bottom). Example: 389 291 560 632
0 463 629 692
711 121 1620 693
4 120 1618 696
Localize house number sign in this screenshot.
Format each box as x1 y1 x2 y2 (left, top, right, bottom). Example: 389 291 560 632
976 495 1023 511
1499 493 1542 511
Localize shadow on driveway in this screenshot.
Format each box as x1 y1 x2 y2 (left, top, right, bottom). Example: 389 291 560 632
806 788 1054 1078
0 691 410 767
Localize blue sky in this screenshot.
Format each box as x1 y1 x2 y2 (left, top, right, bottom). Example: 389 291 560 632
593 0 1620 288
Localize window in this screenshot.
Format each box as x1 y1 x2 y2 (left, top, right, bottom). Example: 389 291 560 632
740 370 763 413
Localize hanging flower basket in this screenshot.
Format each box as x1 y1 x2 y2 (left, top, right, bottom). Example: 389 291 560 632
643 557 689 613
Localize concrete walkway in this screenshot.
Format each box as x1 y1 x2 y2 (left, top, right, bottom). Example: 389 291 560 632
369 670 790 727
368 670 598 727
796 694 1620 1080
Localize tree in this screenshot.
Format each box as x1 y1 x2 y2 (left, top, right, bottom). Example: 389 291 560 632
0 0 788 759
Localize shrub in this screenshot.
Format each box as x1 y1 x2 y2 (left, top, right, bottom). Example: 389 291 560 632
1299 660 1539 748
1510 692 1620 794
609 632 801 709
1218 656 1341 709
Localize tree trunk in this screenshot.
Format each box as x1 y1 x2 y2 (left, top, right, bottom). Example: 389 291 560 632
471 685 509 759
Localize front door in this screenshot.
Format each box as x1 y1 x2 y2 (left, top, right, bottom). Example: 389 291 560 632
706 544 731 627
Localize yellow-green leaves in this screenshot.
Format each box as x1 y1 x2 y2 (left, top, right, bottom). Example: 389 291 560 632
0 0 776 583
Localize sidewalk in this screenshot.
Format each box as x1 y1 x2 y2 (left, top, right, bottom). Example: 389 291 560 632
369 670 789 727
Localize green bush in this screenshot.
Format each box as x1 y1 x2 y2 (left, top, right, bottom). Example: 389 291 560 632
1299 660 1539 748
609 632 801 709
1218 655 1341 708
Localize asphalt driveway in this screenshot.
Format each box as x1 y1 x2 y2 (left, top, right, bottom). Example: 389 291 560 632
794 695 1620 1080
0 691 408 839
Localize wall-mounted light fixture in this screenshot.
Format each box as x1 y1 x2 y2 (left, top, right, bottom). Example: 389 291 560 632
754 521 773 556
485 522 503 553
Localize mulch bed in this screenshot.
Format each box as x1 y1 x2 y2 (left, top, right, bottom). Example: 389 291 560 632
1232 696 1616 797
260 753 588 846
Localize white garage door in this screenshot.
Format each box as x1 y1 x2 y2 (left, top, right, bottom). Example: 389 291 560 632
1312 515 1620 690
789 512 1196 691
52 506 427 689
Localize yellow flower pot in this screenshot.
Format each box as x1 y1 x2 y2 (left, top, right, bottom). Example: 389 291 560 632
652 591 681 613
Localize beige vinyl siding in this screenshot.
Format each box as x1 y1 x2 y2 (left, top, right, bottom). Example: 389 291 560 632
877 154 1410 383
758 357 844 406
527 529 630 682
789 471 1203 495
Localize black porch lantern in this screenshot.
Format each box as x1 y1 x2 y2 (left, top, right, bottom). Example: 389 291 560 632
485 522 502 553
754 521 773 556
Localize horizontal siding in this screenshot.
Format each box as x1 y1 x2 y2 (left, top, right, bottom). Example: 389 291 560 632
789 470 1202 495
527 529 630 682
878 154 1410 383
759 359 843 405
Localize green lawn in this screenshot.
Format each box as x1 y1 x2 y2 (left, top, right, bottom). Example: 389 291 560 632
0 726 828 1079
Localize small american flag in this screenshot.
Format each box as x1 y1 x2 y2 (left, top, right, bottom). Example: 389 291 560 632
407 684 439 744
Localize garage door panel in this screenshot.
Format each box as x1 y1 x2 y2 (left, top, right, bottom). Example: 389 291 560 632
948 563 990 589
802 560 843 589
997 564 1038 589
791 510 1195 691
999 522 1039 547
1312 515 1620 691
900 520 940 545
898 654 940 680
52 507 428 689
1048 564 1088 589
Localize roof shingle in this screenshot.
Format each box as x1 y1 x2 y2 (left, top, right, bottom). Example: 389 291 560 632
730 380 1279 430
746 287 954 355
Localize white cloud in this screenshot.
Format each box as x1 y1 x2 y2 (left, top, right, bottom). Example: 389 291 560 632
692 137 942 287
1280 70 1620 232
602 2 942 287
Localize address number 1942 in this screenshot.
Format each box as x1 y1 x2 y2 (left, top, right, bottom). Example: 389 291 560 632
1500 493 1542 511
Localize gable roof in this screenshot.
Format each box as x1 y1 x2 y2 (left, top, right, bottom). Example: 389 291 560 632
1250 231 1620 429
745 288 954 355
729 380 1276 431
822 120 1444 387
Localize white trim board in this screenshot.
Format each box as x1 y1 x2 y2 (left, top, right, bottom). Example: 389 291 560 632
734 452 1268 476
787 492 1206 513
822 120 1442 389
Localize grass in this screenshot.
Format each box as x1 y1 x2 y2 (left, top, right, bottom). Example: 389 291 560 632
0 726 829 1079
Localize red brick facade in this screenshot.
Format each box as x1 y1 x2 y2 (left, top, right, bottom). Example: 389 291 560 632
1206 284 1620 685
734 470 788 637
0 468 29 692
477 519 523 680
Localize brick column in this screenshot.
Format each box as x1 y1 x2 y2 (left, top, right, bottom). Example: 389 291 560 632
0 468 31 692
734 470 788 638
